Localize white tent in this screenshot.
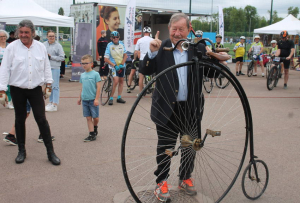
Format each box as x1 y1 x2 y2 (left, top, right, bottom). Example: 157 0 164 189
0 0 74 27
254 14 300 35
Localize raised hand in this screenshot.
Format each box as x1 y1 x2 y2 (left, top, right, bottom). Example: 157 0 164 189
149 31 162 53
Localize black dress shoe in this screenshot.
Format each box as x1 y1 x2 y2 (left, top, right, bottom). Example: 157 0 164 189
48 152 61 165
15 151 26 164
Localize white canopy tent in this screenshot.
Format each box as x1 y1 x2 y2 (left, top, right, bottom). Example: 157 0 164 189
254 14 300 35
0 0 74 27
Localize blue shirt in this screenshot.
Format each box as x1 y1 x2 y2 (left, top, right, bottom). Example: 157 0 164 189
79 70 101 101
148 45 188 101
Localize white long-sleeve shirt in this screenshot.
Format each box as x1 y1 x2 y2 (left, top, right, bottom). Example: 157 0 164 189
0 39 53 91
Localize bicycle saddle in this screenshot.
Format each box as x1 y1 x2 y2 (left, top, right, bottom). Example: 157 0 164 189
206 51 231 61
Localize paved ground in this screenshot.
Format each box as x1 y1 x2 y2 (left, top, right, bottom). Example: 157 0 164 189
0 63 299 203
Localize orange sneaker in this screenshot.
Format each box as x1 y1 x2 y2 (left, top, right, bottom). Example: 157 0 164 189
178 178 197 196
154 180 171 202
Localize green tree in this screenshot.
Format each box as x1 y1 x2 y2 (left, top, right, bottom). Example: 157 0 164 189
288 6 299 18
58 7 64 16
244 5 257 33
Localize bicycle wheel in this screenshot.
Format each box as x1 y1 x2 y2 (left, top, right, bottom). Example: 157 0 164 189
126 70 138 91
100 76 113 106
247 61 254 77
242 160 269 200
265 62 272 79
122 60 252 203
267 66 276 90
214 74 230 89
203 76 213 93
143 76 154 95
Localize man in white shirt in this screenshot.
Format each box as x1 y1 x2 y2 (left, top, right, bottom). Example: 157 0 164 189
127 26 153 96
0 20 60 165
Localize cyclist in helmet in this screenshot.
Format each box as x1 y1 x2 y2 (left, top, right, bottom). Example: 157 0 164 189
275 30 295 89
104 31 127 105
127 26 153 96
248 35 265 77
214 34 224 49
270 40 278 56
233 36 246 76
194 30 212 52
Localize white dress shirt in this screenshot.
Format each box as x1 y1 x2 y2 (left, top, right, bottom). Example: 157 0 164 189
148 43 188 101
0 39 53 91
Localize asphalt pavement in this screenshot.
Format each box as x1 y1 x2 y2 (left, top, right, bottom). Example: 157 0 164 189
0 63 299 203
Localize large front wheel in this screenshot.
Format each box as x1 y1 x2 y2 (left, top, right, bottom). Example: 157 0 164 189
121 61 252 202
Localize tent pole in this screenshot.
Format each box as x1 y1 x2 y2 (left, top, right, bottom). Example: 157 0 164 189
57 26 59 42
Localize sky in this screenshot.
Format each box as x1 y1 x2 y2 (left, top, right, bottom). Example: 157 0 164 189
33 0 298 19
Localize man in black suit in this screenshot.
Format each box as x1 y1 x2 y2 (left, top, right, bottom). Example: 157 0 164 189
140 13 207 202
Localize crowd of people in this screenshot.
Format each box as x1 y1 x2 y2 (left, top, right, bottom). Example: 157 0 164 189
0 13 297 202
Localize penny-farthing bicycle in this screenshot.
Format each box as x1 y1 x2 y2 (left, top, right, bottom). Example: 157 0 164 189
121 38 269 202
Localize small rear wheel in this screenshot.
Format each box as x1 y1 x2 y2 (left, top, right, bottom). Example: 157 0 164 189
242 160 269 200
247 61 254 77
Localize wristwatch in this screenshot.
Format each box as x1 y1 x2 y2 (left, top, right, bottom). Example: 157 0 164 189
46 84 52 88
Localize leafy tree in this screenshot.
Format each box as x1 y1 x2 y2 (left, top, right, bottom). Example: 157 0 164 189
244 5 257 33
288 6 299 18
58 7 64 16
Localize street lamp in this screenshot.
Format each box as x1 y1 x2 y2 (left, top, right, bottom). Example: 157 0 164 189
210 0 213 32
270 0 273 24
189 0 192 20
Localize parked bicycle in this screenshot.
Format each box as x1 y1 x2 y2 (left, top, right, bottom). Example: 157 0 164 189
247 51 256 77
267 56 285 90
125 60 155 95
122 38 269 202
100 67 114 106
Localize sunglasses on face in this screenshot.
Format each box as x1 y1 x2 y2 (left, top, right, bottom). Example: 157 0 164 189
112 36 119 39
80 62 91 65
196 35 202 38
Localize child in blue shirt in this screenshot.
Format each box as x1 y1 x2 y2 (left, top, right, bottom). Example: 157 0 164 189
77 55 101 142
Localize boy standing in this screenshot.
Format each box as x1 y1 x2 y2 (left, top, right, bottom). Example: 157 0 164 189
77 55 101 142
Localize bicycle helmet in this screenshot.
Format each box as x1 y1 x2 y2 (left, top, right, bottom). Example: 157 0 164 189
143 26 151 33
216 34 222 38
254 35 260 39
280 30 288 38
240 36 245 39
271 40 277 44
195 30 203 37
110 31 120 38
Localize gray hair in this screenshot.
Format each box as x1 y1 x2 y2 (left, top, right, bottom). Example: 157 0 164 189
168 13 190 29
17 19 35 36
101 30 106 35
0 30 9 38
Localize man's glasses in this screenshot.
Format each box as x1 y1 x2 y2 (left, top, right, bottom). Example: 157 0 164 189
48 36 55 38
112 36 119 39
195 35 202 38
0 36 6 38
80 62 91 65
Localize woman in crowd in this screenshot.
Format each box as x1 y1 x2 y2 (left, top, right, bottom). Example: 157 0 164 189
0 30 14 109
43 30 65 112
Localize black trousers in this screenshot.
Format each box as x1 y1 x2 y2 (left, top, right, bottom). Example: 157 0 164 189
99 55 109 76
155 102 196 184
10 86 54 152
60 61 65 75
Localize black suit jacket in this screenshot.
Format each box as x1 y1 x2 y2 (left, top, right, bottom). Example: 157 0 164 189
140 39 207 126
